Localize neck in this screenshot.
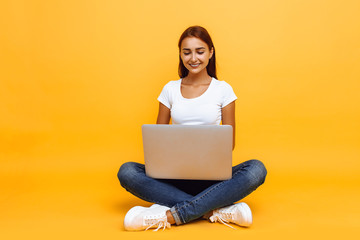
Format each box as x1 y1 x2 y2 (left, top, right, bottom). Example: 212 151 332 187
185 70 212 84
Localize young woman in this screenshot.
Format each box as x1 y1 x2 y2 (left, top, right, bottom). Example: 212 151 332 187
117 26 267 231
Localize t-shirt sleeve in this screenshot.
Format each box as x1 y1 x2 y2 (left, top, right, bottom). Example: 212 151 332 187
157 83 171 109
222 82 237 107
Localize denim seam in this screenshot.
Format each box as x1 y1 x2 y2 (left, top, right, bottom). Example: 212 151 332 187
170 206 183 225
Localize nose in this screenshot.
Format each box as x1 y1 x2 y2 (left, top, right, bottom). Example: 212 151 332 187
191 52 197 62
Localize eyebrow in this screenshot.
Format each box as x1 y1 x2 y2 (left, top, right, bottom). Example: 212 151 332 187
182 47 206 51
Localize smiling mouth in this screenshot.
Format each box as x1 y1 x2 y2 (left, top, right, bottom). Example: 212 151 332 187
190 64 200 67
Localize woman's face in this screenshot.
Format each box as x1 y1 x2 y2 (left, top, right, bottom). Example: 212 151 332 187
180 37 213 76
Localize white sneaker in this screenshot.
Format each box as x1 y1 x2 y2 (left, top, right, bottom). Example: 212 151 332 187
149 203 168 209
124 204 171 231
209 202 252 229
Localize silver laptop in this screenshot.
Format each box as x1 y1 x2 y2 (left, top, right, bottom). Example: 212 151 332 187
142 124 233 180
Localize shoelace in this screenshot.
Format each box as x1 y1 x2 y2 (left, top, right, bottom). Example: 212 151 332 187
209 212 236 229
144 216 171 231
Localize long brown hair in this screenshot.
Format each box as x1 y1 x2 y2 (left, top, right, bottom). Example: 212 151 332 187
178 26 217 79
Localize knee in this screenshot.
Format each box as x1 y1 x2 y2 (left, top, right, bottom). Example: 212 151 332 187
247 159 267 186
117 162 141 187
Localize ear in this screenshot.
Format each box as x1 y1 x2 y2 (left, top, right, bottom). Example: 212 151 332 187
209 47 214 59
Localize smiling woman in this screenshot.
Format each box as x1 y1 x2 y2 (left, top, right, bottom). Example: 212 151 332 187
117 25 267 231
181 39 212 75
178 26 216 80
180 37 214 99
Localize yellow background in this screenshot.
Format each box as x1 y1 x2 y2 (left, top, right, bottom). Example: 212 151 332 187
1 0 359 239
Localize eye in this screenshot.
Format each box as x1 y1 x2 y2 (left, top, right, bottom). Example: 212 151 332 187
197 52 204 55
183 52 191 55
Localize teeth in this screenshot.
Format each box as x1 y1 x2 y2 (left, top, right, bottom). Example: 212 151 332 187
190 64 199 67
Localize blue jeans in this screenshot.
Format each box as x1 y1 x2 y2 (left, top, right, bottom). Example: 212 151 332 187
117 159 267 225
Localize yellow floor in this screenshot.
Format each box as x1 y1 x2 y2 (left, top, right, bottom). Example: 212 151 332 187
1 1 360 239
1 143 359 240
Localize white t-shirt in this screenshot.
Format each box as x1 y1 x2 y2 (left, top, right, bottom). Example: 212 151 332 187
157 78 237 125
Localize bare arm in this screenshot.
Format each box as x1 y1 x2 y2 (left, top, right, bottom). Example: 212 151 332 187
221 101 236 150
156 102 171 124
